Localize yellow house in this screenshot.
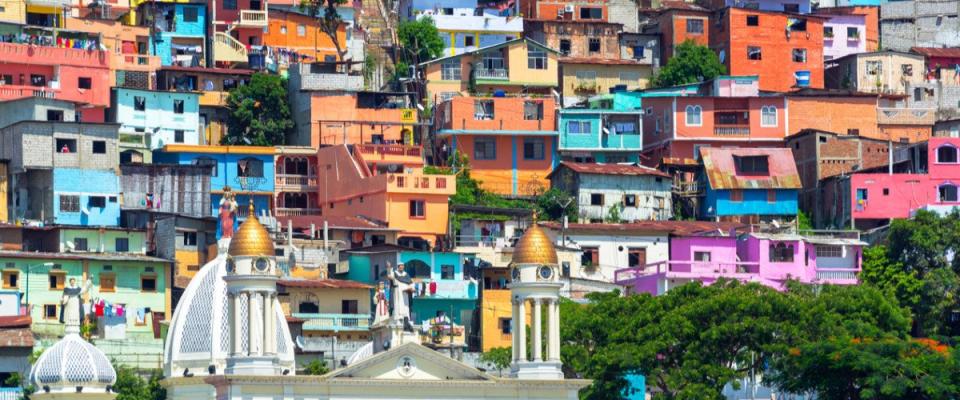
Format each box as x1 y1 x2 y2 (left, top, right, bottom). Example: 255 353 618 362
420 38 561 104
560 60 655 105
0 0 25 24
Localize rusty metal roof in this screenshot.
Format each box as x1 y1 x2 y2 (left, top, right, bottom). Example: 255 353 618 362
700 147 802 190
549 162 671 179
911 47 960 59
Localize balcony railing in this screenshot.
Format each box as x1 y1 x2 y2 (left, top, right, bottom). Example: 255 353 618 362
673 180 702 196
877 107 936 126
0 388 22 400
356 143 423 159
0 85 57 100
815 269 859 281
614 260 762 284
714 125 750 136
274 208 322 217
475 68 509 79
292 313 371 332
237 10 268 27
295 335 370 353
213 32 248 63
275 174 318 191
0 42 109 67
387 173 454 194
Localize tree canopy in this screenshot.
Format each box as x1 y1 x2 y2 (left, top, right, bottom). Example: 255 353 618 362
223 73 294 146
651 40 726 88
397 17 445 65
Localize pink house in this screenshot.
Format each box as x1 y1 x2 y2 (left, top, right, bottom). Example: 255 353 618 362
850 137 960 226
614 230 863 295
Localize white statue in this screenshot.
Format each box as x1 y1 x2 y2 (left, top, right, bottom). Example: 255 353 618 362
60 277 92 335
387 262 414 331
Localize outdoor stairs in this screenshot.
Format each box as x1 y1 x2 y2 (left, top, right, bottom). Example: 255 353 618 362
359 0 396 89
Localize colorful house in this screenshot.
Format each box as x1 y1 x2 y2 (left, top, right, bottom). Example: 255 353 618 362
156 66 253 145
519 0 609 22
143 2 207 67
274 146 320 217
819 11 868 61
699 0 812 13
210 0 268 67
119 210 217 291
278 278 372 367
648 2 711 64
613 230 864 295
263 6 349 65
816 6 880 52
152 145 276 218
0 39 111 112
436 96 559 196
315 145 454 248
785 89 933 143
699 147 801 222
557 91 644 163
405 0 523 57
823 51 925 95
63 17 161 91
548 162 673 223
110 87 202 150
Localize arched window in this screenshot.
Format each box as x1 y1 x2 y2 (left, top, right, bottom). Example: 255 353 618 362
761 106 778 127
283 156 309 175
769 242 795 262
283 193 308 208
237 157 264 178
403 259 432 278
937 145 958 163
940 184 958 202
192 156 218 176
685 105 702 126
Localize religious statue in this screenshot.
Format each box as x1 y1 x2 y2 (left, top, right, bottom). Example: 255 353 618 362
373 281 390 326
60 277 92 335
386 262 414 331
218 186 238 240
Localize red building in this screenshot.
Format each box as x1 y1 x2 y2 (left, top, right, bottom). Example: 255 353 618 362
650 2 711 64
711 8 825 92
520 0 609 21
211 0 268 66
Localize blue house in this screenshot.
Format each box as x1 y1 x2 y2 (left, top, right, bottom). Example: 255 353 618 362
53 168 122 226
110 88 201 150
152 145 274 217
149 3 207 67
558 92 644 163
698 147 800 221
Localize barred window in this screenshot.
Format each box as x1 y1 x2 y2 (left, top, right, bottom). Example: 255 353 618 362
815 245 843 258
441 60 461 81
60 195 80 213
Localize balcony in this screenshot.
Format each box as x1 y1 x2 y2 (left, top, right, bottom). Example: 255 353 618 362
0 42 109 68
213 32 248 64
274 208 322 217
714 125 750 136
292 313 371 332
113 53 161 72
25 0 70 7
672 180 702 196
236 10 268 27
355 144 423 166
275 173 318 191
815 268 859 283
0 85 57 101
877 107 936 126
384 173 455 195
600 132 641 150
199 90 229 107
475 68 509 80
295 335 369 355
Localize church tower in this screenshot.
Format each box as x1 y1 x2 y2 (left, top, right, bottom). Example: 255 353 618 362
223 203 283 375
508 223 563 380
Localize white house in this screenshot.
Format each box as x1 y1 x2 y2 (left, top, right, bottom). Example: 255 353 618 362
548 162 673 223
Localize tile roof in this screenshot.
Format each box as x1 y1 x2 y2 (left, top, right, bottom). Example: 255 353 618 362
657 1 711 13
542 221 745 236
277 215 398 231
699 147 802 190
0 316 34 348
550 162 670 178
278 279 372 290
911 47 960 59
0 250 171 263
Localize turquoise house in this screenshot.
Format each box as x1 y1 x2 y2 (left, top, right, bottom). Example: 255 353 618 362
699 147 801 220
149 3 207 67
558 92 644 163
53 168 121 227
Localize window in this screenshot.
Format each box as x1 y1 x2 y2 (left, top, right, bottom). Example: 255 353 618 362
56 138 77 153
581 247 599 266
59 195 80 212
237 157 264 178
747 46 762 60
99 274 115 292
847 26 859 38
815 245 843 258
559 39 571 55
441 265 455 279
0 74 11 85
735 155 769 175
78 77 92 89
824 26 834 38
43 305 57 320
685 105 702 126
747 15 759 26
173 99 184 114
192 157 218 176
575 70 597 81
74 238 88 251
866 61 881 75
623 194 637 207
474 100 494 120
767 189 776 203
940 184 958 202
441 60 461 81
89 196 106 208
729 189 744 202
499 318 512 334
523 138 545 160
792 48 807 63
141 276 157 292
694 251 712 262
115 238 129 252
92 140 106 154
937 146 958 163
883 188 890 195
686 19 704 34
590 193 604 206
902 64 914 76
769 242 795 262
761 106 778 127
297 24 306 36
783 3 800 12
527 45 547 69
848 128 860 136
628 248 646 268
134 96 146 111
473 137 496 160
174 130 185 143
612 121 637 134
182 231 197 246
48 274 63 290
588 38 601 53
46 109 63 121
409 200 425 218
523 101 543 120
280 25 287 34
183 6 198 22
341 300 359 314
567 120 591 134
619 71 640 83
580 7 602 19
2 271 16 289
30 74 45 87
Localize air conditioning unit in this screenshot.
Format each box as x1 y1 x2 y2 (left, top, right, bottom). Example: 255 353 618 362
564 4 574 12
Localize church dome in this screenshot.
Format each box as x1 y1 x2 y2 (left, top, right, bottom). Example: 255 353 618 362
163 253 295 377
30 334 116 393
511 224 558 266
228 206 275 257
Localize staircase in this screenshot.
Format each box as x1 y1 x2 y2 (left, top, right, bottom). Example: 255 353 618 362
359 0 397 90
213 32 248 64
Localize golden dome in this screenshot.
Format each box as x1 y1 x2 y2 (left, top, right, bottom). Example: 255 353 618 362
227 204 275 257
510 223 558 266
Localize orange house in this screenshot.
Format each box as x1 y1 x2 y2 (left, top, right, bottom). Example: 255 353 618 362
786 91 932 143
436 96 558 196
314 145 454 248
263 7 347 62
711 8 826 92
655 2 712 64
520 0 609 21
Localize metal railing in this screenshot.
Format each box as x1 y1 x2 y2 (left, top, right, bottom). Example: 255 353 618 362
0 388 21 400
453 234 517 248
275 174 318 190
475 68 509 79
815 269 859 281
714 125 750 136
292 313 372 331
356 143 422 158
614 260 762 284
274 208 321 217
797 229 861 241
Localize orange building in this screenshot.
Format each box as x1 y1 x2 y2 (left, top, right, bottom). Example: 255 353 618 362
263 7 347 62
314 145 454 248
436 96 558 197
520 0 609 21
711 8 826 92
653 2 711 64
786 90 933 143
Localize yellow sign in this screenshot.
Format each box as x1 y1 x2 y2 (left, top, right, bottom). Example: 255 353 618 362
400 109 416 123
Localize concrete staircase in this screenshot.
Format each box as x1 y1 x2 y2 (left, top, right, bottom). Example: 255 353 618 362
359 0 397 90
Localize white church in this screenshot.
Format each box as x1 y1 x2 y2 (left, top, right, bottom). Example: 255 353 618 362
28 204 589 399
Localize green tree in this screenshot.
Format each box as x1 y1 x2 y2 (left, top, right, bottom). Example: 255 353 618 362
797 210 812 230
397 17 445 66
298 0 349 61
860 245 923 312
479 347 511 377
651 40 726 88
300 359 330 375
223 73 294 146
112 364 166 400
535 188 578 222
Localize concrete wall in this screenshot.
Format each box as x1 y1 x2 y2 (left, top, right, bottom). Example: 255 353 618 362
881 0 960 51
0 121 119 172
0 98 78 129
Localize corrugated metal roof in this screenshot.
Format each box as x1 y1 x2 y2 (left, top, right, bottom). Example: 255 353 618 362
700 147 802 190
548 162 670 179
911 47 960 58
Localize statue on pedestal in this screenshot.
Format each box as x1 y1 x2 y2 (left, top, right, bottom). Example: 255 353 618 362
218 186 238 242
60 277 92 335
386 262 414 332
373 281 390 326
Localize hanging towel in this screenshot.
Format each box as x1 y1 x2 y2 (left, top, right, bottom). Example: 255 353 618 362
429 281 437 295
94 299 105 317
104 303 114 317
136 308 145 324
116 304 125 317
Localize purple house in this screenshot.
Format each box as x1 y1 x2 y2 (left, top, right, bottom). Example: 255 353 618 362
613 230 863 295
821 13 868 61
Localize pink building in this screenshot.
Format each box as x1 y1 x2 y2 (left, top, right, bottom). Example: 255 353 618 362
850 137 960 225
614 230 863 295
0 42 112 115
